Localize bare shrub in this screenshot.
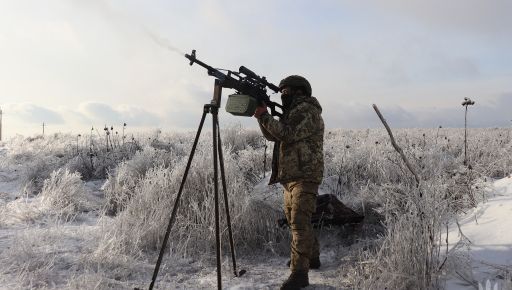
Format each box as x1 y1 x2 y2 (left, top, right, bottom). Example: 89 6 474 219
40 168 89 221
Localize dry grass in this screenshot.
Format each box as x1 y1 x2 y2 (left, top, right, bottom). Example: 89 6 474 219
39 169 90 221
322 128 506 289
1 127 511 289
95 140 287 263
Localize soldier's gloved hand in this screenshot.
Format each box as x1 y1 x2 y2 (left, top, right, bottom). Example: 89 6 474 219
253 104 268 118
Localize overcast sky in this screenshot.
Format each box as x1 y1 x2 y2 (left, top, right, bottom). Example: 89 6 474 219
1 0 511 138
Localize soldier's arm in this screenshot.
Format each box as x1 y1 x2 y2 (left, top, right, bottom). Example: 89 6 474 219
257 104 322 143
258 121 278 142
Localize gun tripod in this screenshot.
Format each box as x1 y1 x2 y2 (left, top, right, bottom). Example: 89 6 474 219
149 80 245 290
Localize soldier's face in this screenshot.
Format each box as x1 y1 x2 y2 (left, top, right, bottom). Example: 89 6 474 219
280 86 291 96
281 87 304 97
280 86 294 108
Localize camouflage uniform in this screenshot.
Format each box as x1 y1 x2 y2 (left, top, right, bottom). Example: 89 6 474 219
257 94 324 272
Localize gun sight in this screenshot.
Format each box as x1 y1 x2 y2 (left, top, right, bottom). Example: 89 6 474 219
239 66 279 93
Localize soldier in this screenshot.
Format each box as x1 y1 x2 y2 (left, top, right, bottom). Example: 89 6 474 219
254 75 324 289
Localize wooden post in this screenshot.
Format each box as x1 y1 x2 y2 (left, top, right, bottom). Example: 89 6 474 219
42 122 45 135
462 98 475 166
372 104 421 189
464 106 468 165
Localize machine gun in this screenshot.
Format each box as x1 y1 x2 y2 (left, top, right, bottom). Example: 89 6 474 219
151 49 278 290
185 50 283 117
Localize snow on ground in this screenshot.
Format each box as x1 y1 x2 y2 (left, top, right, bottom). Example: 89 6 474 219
148 177 352 289
445 176 512 290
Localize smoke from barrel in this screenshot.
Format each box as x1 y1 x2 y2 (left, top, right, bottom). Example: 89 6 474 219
142 26 185 56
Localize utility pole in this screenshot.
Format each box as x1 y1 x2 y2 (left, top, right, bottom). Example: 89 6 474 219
42 122 45 135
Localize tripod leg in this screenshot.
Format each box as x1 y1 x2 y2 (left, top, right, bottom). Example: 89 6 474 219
149 108 208 290
216 119 245 277
212 110 222 289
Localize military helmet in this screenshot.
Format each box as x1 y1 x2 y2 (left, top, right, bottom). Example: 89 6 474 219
278 75 312 97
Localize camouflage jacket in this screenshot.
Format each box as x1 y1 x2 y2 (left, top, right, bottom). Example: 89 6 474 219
257 95 324 185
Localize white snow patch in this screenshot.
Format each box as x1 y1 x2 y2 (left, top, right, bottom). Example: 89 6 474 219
445 175 512 290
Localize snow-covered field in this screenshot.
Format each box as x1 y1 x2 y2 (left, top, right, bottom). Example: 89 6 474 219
0 139 354 289
0 128 511 289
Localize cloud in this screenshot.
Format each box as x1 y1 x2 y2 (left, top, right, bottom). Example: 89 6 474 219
325 94 512 129
3 103 64 124
324 102 416 129
78 102 161 126
468 95 512 127
407 95 512 128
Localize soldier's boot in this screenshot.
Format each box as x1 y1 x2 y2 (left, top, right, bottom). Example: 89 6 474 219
286 257 321 269
280 270 309 290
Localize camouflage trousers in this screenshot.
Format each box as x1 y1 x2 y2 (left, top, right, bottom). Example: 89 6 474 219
283 181 320 272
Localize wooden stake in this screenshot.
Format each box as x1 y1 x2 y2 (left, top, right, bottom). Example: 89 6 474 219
372 104 421 188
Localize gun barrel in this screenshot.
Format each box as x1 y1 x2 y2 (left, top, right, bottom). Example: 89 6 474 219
185 51 213 71
185 50 226 80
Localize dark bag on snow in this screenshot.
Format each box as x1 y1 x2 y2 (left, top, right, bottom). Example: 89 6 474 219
278 194 364 227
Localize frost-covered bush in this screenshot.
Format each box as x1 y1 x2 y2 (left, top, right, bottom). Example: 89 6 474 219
103 147 179 215
222 124 265 152
328 128 508 289
232 145 271 185
64 154 95 180
19 155 63 195
40 168 89 221
0 198 44 226
5 133 75 161
2 133 146 186
323 128 509 200
0 230 58 289
353 181 454 289
1 134 76 194
4 134 81 194
96 141 286 262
